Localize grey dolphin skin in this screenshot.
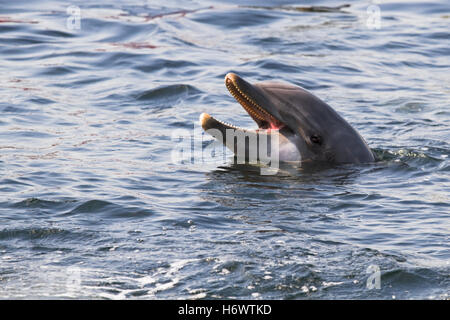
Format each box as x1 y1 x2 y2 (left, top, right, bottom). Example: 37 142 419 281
200 73 374 164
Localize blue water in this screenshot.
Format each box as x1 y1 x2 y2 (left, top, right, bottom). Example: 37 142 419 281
0 0 449 299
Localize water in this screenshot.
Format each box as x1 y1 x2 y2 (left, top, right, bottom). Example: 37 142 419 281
0 0 449 299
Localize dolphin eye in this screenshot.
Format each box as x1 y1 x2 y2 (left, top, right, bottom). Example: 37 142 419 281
310 135 322 145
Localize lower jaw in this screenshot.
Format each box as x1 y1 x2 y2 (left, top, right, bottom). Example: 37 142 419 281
200 113 288 139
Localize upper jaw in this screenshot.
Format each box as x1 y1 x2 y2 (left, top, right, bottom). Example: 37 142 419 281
224 73 285 131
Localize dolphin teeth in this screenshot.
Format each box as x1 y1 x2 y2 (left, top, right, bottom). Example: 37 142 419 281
225 77 275 124
213 116 250 131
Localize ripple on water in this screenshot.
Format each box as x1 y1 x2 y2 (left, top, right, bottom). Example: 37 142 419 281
11 197 76 210
191 8 282 29
63 199 155 220
0 227 66 240
135 84 202 103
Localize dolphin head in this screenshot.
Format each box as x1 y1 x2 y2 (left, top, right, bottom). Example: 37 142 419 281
200 73 374 164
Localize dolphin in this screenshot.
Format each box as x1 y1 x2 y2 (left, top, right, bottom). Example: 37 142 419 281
200 73 374 164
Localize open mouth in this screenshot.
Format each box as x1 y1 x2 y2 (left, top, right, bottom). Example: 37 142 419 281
200 73 285 133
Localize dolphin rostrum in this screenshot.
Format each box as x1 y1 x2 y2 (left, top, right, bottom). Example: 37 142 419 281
200 73 374 165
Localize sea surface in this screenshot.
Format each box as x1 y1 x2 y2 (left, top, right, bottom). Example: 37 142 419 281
0 0 449 299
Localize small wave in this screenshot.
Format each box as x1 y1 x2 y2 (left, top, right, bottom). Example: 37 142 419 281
191 8 281 29
381 267 448 294
0 227 69 241
11 197 76 209
133 59 199 74
136 83 200 100
89 259 196 299
37 65 76 76
64 199 155 219
372 147 446 165
135 84 202 107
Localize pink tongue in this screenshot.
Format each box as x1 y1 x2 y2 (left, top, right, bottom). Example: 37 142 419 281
270 122 284 130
